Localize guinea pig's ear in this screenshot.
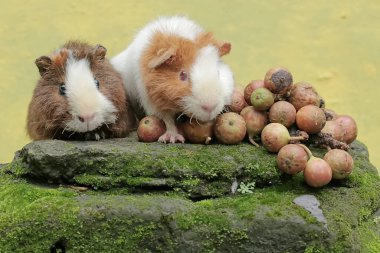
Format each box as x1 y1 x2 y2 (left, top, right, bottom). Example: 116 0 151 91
148 47 176 69
217 42 231 57
35 56 53 76
92 44 107 61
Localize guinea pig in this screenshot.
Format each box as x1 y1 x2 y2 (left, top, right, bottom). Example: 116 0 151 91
111 16 234 143
27 41 136 141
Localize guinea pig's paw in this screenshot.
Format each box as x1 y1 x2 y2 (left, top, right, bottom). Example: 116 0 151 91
84 130 106 141
158 131 185 144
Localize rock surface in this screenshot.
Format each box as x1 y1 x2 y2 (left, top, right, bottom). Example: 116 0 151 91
1 136 380 252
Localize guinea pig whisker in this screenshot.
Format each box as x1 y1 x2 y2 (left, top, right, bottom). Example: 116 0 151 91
68 131 77 138
52 128 62 139
104 122 110 129
195 117 200 125
62 125 70 134
189 113 195 124
176 112 185 121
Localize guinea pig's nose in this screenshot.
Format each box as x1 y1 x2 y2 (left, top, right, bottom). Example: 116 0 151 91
78 114 95 122
201 104 217 113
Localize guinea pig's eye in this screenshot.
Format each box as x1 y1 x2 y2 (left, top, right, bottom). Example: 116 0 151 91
179 70 188 82
94 79 100 89
59 83 66 96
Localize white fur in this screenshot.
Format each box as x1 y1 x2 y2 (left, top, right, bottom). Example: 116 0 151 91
64 57 117 133
181 45 234 121
111 16 234 127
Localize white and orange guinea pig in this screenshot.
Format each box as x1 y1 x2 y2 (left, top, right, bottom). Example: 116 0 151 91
27 41 135 141
111 16 234 143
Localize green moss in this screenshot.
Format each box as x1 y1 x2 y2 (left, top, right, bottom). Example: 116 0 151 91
1 140 379 252
10 140 284 197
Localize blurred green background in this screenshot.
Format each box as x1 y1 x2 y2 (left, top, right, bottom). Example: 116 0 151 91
0 0 379 170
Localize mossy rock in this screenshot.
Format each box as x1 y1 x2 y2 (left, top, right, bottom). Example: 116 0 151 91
9 135 281 198
1 137 380 252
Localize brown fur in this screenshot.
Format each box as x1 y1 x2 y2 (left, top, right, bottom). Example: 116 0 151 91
140 32 230 114
27 41 136 140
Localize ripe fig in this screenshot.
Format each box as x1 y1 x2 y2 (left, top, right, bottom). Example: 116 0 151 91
323 108 338 121
229 88 248 113
289 82 323 110
250 87 274 111
296 105 326 134
244 80 265 105
180 118 214 144
277 144 308 175
323 149 354 179
240 106 268 146
214 112 247 145
264 67 293 95
300 144 332 188
137 116 166 142
335 115 358 144
269 101 296 127
321 120 344 140
261 123 306 153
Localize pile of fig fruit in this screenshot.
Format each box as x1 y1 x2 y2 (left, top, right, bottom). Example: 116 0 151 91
137 67 358 188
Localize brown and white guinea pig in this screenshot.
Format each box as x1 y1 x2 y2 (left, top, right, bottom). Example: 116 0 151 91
27 41 136 141
111 16 234 143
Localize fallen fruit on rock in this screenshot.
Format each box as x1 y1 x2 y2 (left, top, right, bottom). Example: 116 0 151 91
264 67 293 95
277 144 308 175
296 105 326 134
240 106 268 146
323 149 354 179
261 123 306 153
289 82 323 110
301 144 332 188
269 101 297 127
214 112 247 145
320 120 344 141
250 87 274 111
180 119 214 144
244 80 265 105
229 88 248 113
137 116 166 142
335 115 358 144
323 108 338 121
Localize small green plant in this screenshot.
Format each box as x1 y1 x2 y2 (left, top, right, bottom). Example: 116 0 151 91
237 182 255 194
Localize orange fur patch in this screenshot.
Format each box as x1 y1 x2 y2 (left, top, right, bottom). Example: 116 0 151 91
140 33 196 113
196 32 231 56
140 31 230 113
52 49 69 68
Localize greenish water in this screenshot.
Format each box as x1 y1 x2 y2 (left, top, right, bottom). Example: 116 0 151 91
0 0 379 170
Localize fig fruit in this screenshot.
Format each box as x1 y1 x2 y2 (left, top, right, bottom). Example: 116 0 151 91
320 120 343 140
264 67 293 95
300 144 332 188
269 101 297 127
323 108 338 121
261 123 307 153
137 116 166 142
320 115 357 144
229 88 248 113
180 119 214 144
289 82 323 110
296 105 326 134
214 112 247 145
335 115 358 144
240 106 268 146
250 87 274 111
323 149 354 179
277 144 308 175
244 80 265 105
